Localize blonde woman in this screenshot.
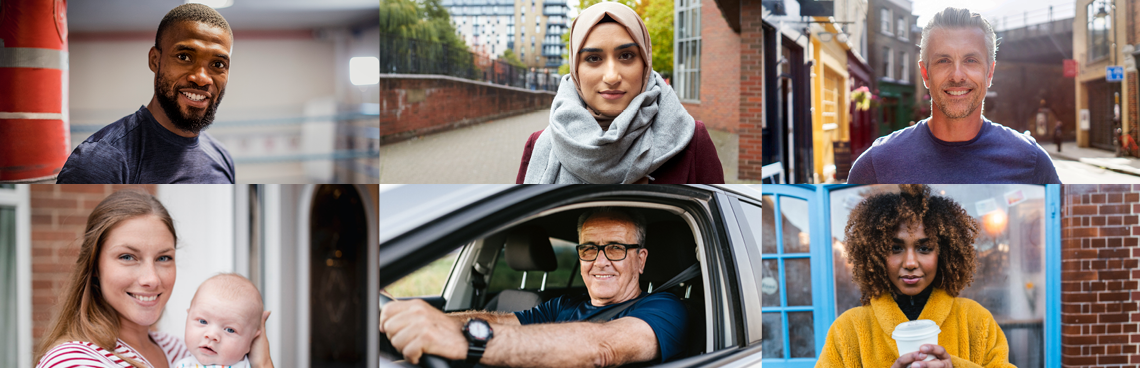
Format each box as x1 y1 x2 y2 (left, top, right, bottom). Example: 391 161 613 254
34 190 273 368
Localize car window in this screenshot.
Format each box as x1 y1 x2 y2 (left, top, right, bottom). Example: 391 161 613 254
385 248 461 298
488 237 582 294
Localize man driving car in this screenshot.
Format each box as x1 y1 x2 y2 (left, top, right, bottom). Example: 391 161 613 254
380 207 689 367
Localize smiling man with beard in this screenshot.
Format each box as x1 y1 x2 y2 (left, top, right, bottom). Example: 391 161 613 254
57 3 235 184
847 7 1060 184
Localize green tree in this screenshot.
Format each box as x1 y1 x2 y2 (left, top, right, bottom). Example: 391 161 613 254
501 49 527 68
559 30 571 75
641 0 672 77
381 0 477 77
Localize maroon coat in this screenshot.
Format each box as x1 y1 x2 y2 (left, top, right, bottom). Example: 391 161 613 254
516 121 725 184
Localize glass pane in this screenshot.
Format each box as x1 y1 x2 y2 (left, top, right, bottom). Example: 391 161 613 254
762 312 784 359
762 196 777 254
788 312 816 358
1 206 15 367
781 196 811 253
546 238 583 288
688 70 697 99
488 246 528 293
828 184 1048 365
688 7 697 37
761 259 781 307
785 258 813 306
386 247 461 297
678 9 685 37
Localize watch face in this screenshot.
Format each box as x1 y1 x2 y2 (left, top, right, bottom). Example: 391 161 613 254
469 320 491 340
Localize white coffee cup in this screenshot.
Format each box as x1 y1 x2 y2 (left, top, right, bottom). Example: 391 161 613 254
892 319 941 361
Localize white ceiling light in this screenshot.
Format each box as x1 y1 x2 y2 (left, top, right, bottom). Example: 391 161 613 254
186 0 234 9
350 57 380 86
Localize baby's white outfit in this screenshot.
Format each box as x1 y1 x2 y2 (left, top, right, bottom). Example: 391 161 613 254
173 355 250 368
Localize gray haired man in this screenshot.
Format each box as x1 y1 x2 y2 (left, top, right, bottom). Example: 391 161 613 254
847 7 1060 184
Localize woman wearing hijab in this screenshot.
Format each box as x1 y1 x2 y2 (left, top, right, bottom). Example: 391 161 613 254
516 2 724 184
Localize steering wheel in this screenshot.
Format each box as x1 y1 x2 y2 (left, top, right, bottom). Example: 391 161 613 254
379 294 453 368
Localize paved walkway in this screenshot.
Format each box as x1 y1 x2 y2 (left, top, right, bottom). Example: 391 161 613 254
1043 141 1140 177
380 110 749 183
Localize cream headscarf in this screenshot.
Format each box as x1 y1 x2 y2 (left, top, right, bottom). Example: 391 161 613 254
569 2 653 119
523 1 694 184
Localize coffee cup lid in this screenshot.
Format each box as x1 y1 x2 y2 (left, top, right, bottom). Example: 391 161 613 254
892 319 940 340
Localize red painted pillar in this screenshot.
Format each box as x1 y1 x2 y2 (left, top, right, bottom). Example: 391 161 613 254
0 0 69 181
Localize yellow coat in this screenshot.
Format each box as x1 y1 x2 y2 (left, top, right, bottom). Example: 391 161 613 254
817 288 1016 368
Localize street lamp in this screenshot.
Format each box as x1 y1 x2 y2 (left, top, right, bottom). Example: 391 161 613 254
816 25 849 44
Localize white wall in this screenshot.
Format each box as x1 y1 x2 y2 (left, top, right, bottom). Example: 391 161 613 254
68 36 339 183
0 186 31 368
69 36 336 128
155 185 236 339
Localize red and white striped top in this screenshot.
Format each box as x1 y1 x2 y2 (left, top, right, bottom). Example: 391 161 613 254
37 330 190 368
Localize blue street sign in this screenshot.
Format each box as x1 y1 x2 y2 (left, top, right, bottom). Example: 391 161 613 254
1107 66 1124 82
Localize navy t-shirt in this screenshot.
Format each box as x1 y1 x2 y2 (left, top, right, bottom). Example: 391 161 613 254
847 118 1061 184
514 292 688 363
57 106 235 184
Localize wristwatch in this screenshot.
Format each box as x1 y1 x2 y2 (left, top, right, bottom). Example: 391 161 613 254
463 318 494 364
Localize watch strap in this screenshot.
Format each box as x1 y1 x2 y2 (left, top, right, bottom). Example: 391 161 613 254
466 344 486 364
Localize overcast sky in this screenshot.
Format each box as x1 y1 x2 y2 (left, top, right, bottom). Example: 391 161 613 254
567 0 1081 33
914 0 1077 31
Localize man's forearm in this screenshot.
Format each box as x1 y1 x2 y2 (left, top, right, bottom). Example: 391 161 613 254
478 318 657 368
448 310 520 326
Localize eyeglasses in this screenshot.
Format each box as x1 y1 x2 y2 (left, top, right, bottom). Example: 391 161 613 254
576 243 642 262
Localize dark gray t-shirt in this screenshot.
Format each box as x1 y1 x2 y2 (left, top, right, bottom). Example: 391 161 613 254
847 118 1061 184
57 106 235 183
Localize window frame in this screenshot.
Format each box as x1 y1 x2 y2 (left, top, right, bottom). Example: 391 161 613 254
675 0 702 102
761 184 1061 368
897 16 908 41
0 185 30 368
883 46 893 80
899 51 908 84
1086 0 1112 63
425 191 738 353
760 185 831 367
881 7 892 35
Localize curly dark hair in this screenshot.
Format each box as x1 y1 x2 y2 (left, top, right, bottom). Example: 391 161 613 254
844 184 979 305
155 3 233 50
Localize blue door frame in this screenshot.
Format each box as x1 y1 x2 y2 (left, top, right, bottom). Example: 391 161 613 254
761 184 1061 368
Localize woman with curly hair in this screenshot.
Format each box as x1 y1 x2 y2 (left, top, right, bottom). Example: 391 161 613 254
817 185 1015 368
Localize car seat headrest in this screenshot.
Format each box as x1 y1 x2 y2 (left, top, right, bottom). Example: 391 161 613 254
505 225 557 272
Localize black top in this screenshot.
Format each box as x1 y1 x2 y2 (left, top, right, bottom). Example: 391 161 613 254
894 284 935 321
57 106 235 183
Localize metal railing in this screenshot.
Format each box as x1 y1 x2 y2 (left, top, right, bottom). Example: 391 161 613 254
381 34 480 79
382 33 562 92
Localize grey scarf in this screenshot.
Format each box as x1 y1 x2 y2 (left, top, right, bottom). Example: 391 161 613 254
524 72 694 183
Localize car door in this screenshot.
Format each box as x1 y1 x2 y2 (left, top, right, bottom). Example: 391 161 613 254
652 187 766 368
381 185 763 367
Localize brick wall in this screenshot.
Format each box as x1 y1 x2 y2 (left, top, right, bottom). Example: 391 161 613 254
736 0 763 180
1061 184 1140 367
987 62 1076 142
31 184 156 348
681 0 741 133
380 75 555 144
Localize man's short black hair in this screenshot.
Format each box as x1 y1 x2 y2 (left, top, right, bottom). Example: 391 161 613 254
154 3 233 50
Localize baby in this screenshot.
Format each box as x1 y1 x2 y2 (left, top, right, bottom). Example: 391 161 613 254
174 274 264 368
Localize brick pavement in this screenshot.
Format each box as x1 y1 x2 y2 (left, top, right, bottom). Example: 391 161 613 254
379 110 550 183
379 109 749 183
